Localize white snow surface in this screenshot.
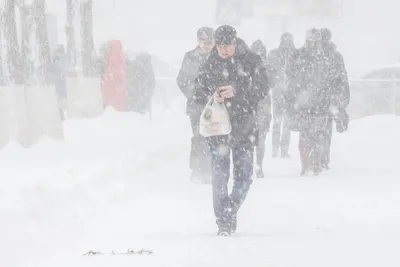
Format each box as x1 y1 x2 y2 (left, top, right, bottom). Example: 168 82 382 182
1 109 399 267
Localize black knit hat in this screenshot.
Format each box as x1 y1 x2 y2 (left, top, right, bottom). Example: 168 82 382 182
197 27 215 41
320 28 332 41
215 25 237 45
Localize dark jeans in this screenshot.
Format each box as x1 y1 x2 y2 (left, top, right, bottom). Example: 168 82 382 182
189 114 211 178
256 98 271 167
272 104 291 155
208 136 254 226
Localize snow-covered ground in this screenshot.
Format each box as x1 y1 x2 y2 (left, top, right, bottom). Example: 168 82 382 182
1 106 399 267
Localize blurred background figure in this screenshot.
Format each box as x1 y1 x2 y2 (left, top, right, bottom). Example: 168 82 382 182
268 33 296 158
49 44 69 121
250 39 272 178
177 26 215 184
101 40 127 111
126 51 156 115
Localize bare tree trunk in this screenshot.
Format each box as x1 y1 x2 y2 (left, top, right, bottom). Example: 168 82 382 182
81 0 96 77
33 0 51 84
0 26 5 85
19 4 32 84
4 0 22 84
66 0 76 71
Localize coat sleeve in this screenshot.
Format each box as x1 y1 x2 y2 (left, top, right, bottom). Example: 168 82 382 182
230 54 269 109
193 61 213 105
284 51 299 98
176 52 195 99
252 56 269 101
334 52 350 109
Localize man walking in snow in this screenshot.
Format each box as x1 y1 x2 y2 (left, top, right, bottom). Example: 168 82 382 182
285 29 335 175
194 25 269 236
268 33 296 158
320 28 350 169
177 27 215 183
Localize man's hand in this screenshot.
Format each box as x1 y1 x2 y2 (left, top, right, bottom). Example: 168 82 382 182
213 91 225 103
218 85 234 98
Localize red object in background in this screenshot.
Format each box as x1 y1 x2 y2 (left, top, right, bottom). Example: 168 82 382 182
101 40 126 111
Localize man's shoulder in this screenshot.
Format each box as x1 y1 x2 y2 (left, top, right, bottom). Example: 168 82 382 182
242 50 264 70
186 46 204 58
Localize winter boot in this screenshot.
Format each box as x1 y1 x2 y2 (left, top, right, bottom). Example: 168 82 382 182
255 165 264 178
272 147 279 158
190 170 202 184
216 219 231 236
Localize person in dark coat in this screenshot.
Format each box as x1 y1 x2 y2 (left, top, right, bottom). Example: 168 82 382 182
49 44 69 121
177 26 215 183
268 33 296 158
320 28 350 169
194 25 269 236
250 40 272 178
285 29 336 176
126 51 156 114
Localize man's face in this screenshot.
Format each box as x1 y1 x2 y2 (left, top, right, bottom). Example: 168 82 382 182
216 44 236 59
199 39 214 53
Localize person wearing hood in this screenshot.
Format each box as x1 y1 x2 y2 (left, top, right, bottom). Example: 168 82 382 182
194 25 269 236
250 40 272 178
177 26 215 184
320 28 350 169
101 40 126 111
268 33 296 158
284 28 337 176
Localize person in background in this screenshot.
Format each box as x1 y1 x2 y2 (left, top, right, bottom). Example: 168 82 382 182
194 25 269 236
268 33 296 158
250 40 272 178
320 28 350 169
126 51 156 115
101 40 127 111
177 26 215 184
285 29 335 176
50 44 69 121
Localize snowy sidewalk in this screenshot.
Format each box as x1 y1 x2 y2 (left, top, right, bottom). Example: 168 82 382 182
0 111 399 267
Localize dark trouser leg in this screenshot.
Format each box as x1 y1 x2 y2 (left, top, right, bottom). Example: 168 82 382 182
256 99 271 177
309 130 324 175
321 118 333 168
189 114 211 181
280 113 291 157
299 131 311 175
208 137 231 228
231 145 254 216
272 106 283 157
256 131 267 167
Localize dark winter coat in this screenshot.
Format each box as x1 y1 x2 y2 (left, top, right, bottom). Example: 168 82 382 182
268 42 296 110
322 41 350 110
126 53 156 114
284 46 337 131
177 47 210 116
322 41 350 131
194 38 269 146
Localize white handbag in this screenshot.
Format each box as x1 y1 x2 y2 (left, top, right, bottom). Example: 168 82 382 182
199 96 232 137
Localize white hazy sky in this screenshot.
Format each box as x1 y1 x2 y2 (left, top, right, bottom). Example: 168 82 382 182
47 0 400 72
